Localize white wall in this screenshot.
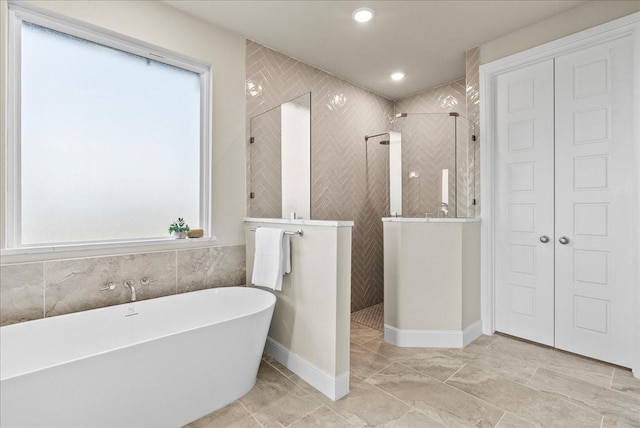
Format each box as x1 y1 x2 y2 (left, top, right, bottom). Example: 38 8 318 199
0 0 247 248
481 0 640 64
383 221 481 331
1 1 8 247
245 220 352 399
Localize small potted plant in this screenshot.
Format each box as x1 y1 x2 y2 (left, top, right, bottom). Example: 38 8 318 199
168 218 190 239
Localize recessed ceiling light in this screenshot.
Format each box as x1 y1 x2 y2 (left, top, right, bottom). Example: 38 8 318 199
352 7 374 23
390 72 405 81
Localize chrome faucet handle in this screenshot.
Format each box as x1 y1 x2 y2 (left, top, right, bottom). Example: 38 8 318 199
123 279 137 302
140 277 151 286
100 282 116 291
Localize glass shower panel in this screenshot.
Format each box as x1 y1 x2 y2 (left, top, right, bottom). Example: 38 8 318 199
398 113 455 217
456 116 476 218
248 92 311 219
249 107 282 218
396 113 475 218
364 134 391 218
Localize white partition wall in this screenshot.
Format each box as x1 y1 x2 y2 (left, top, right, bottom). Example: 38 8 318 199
244 218 352 400
383 218 482 348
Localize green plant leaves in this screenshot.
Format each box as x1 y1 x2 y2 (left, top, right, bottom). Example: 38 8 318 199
168 217 190 234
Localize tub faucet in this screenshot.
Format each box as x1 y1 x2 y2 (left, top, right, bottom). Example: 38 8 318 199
439 202 449 217
124 279 137 302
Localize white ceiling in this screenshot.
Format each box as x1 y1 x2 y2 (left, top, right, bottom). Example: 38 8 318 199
163 0 587 100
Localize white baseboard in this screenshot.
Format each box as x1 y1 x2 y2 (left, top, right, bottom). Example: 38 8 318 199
384 320 483 348
263 337 349 401
462 320 484 347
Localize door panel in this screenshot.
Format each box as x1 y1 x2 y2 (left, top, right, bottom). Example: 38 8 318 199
554 36 634 367
494 60 555 345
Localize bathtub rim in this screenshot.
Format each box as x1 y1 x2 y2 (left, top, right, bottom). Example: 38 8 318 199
0 286 275 381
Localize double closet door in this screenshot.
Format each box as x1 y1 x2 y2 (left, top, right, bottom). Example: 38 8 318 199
494 35 635 367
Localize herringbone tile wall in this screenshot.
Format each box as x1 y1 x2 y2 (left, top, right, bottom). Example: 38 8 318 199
466 46 481 216
249 107 282 218
394 80 473 218
246 42 481 312
246 41 394 312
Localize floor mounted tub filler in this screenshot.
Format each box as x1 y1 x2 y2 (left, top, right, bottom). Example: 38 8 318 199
0 286 276 427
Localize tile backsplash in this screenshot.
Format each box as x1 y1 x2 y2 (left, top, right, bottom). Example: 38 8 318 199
0 244 245 326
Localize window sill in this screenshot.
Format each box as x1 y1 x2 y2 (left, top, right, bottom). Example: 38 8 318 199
0 236 219 264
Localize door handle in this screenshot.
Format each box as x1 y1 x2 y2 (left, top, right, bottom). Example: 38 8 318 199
559 236 570 245
539 235 550 243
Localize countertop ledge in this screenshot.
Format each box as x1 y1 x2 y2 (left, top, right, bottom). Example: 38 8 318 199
382 217 481 223
243 218 354 227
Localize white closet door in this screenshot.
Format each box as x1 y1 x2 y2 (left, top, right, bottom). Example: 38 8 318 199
554 36 635 367
494 60 555 345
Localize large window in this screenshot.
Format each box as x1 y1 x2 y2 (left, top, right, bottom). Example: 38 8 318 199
6 5 210 249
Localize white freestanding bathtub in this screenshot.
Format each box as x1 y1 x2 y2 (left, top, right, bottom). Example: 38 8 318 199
0 286 276 428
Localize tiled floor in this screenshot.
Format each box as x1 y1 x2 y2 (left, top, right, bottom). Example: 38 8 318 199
351 303 384 332
187 321 640 427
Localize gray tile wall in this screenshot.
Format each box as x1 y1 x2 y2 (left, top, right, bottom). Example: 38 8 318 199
0 245 245 326
394 79 470 218
249 106 282 218
466 46 481 216
246 41 481 312
246 41 394 313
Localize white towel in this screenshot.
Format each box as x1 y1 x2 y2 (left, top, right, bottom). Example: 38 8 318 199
251 228 291 290
282 234 291 274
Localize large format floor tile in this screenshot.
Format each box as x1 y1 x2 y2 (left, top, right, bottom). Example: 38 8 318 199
350 320 384 345
488 335 614 388
322 378 411 426
437 343 538 385
395 352 466 382
446 364 603 428
368 362 505 427
288 406 357 427
187 325 640 427
495 412 538 428
350 342 393 379
185 402 261 428
527 367 640 427
612 367 640 399
239 362 323 427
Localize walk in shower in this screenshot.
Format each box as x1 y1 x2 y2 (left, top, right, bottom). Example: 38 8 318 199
352 112 477 331
382 112 481 343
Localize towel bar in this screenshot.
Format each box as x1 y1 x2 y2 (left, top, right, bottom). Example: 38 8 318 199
249 227 303 236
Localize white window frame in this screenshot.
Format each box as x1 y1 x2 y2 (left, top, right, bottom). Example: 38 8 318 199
3 2 214 258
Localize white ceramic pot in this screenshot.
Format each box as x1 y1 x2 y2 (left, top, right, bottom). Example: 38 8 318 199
173 231 188 239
